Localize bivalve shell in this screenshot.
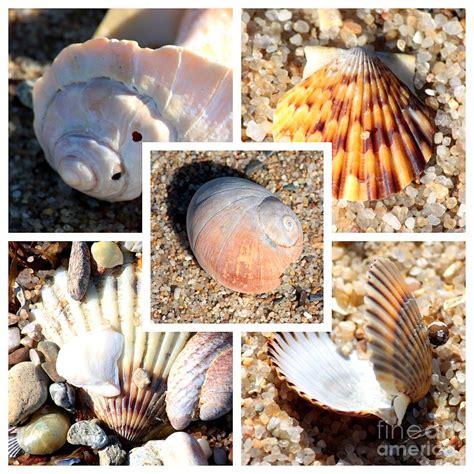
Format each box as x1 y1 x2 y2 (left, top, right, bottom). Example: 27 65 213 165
273 47 434 201
268 258 432 425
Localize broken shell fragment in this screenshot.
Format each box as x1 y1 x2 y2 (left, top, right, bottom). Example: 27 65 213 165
91 241 124 269
187 177 303 294
268 258 432 425
273 47 434 201
33 37 232 201
166 332 233 430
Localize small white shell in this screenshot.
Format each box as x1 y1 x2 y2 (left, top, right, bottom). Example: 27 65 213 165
33 37 232 201
56 326 123 397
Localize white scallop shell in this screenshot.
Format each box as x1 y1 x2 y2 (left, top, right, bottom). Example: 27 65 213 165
30 258 190 441
268 258 432 425
33 37 233 201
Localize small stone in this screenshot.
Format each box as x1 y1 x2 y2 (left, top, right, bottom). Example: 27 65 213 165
8 362 49 425
293 20 310 33
67 242 91 301
382 212 401 230
8 346 30 367
443 20 462 36
128 441 164 466
15 79 35 109
246 120 270 142
9 327 21 353
37 340 64 382
277 9 292 22
213 447 227 465
67 420 108 449
49 382 76 412
98 437 126 466
197 438 212 459
289 33 302 46
9 313 21 326
157 432 208 466
428 321 449 346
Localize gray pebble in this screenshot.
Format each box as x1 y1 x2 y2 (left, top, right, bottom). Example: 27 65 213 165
213 447 227 465
244 159 265 174
67 420 108 449
16 80 35 109
8 362 49 425
49 382 76 412
98 437 126 466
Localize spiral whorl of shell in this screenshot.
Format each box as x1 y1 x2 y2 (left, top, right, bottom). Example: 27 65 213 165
365 258 432 405
33 37 232 201
30 259 190 441
273 47 434 201
186 177 303 294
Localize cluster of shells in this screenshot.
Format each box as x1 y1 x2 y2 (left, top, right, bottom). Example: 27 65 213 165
8 242 232 465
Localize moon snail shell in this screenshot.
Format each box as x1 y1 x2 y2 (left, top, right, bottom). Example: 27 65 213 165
186 177 304 294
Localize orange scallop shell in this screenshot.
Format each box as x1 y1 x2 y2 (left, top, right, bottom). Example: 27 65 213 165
273 47 435 201
186 177 303 294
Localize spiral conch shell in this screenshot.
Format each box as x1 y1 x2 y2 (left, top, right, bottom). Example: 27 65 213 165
33 37 232 201
30 256 190 441
268 258 432 425
187 177 303 294
273 47 435 201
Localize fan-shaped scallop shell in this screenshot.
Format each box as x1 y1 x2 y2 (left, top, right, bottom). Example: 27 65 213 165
272 47 434 201
33 37 232 201
29 257 190 441
186 177 303 294
268 258 432 425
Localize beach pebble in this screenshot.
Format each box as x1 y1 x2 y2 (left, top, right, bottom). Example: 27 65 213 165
98 437 127 466
158 432 208 466
37 340 64 382
8 346 30 367
9 327 21 353
67 419 108 449
197 438 212 459
128 441 164 466
122 241 142 253
8 362 49 425
91 242 123 269
49 382 76 412
213 446 228 465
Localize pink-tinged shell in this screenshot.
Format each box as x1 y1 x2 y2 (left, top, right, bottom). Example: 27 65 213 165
165 333 232 430
33 38 232 202
186 177 303 294
199 346 233 421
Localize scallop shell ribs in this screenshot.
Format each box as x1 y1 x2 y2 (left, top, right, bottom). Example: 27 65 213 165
186 177 303 294
30 259 190 441
273 47 434 201
268 258 432 425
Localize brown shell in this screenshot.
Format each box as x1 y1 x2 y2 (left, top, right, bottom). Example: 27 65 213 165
365 258 432 403
186 177 303 294
273 47 434 201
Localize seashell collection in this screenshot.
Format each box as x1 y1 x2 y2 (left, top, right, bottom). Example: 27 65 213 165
8 6 468 470
8 242 233 465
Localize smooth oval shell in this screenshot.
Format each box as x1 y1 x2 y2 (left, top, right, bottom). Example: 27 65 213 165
165 332 232 430
268 258 432 426
16 408 71 455
30 259 190 441
187 177 303 294
273 47 434 201
33 38 232 201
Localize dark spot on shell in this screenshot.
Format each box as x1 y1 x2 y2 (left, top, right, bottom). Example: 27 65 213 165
111 173 122 181
132 131 142 142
